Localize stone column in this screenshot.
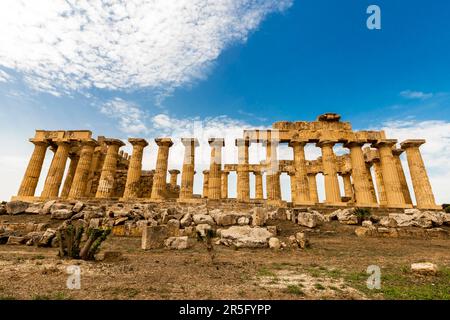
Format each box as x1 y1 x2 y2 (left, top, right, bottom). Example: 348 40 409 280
289 140 312 205
208 138 224 200
179 138 199 200
317 140 341 205
84 146 102 197
202 170 209 198
400 140 439 209
254 171 264 200
372 159 387 206
344 140 376 206
95 138 125 198
68 140 98 199
288 171 297 204
150 138 173 200
60 152 80 198
221 171 229 199
366 163 378 203
392 148 413 205
41 141 71 198
373 139 408 208
123 138 148 200
264 140 281 201
169 169 180 189
341 173 354 201
17 139 49 197
236 138 250 202
307 173 319 203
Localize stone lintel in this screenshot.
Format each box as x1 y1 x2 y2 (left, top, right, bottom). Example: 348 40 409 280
208 138 225 147
400 139 426 149
343 139 368 148
128 138 148 147
155 137 173 147
181 138 199 147
373 139 398 148
104 138 125 147
235 138 250 147
316 139 338 148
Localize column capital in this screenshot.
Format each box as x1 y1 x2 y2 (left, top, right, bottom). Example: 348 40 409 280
221 170 230 175
391 147 405 157
316 140 338 148
208 138 225 147
155 137 173 147
104 138 125 147
400 139 426 149
128 138 148 147
373 139 397 149
81 139 99 148
29 138 49 146
288 139 308 148
343 139 367 149
181 138 199 147
262 139 279 147
235 138 250 147
202 170 210 174
169 169 180 175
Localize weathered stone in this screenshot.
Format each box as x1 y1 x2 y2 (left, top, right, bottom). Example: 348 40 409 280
193 214 215 226
70 212 84 220
180 213 193 227
295 232 310 249
268 208 287 220
25 203 43 214
219 226 272 248
37 228 56 247
180 226 196 237
268 237 281 249
426 228 449 239
362 220 373 227
7 236 26 245
195 223 212 237
167 219 180 236
379 216 398 228
267 225 277 235
251 207 267 226
164 236 194 250
142 225 169 249
0 202 6 215
297 211 324 228
404 208 421 215
113 217 129 226
51 209 74 220
24 231 44 245
40 200 56 214
355 227 376 237
411 262 438 275
6 201 29 215
50 202 73 214
237 216 250 225
72 201 85 213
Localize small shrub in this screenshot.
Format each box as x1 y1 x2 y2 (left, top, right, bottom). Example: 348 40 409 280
353 207 371 224
286 285 304 295
443 204 450 213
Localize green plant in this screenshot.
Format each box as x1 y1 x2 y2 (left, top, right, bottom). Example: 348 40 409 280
443 204 450 213
353 207 371 224
286 285 304 295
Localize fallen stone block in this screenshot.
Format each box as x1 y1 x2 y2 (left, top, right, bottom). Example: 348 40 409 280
164 236 195 250
219 225 272 248
6 201 29 215
142 225 168 250
411 262 438 275
51 209 74 220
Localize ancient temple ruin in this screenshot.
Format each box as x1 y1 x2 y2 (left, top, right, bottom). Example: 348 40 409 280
12 113 440 210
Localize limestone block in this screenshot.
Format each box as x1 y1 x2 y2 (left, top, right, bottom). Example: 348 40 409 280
362 220 373 227
218 226 272 248
167 219 180 236
40 200 56 214
7 236 26 245
379 216 398 228
50 203 73 214
6 201 29 215
251 207 267 226
25 203 43 214
37 228 56 247
268 237 281 249
295 232 310 249
268 208 287 220
411 262 438 275
180 213 193 227
193 214 215 226
51 209 74 220
72 201 85 213
297 211 324 228
142 225 169 250
237 216 250 225
355 227 376 237
164 236 194 250
267 225 277 235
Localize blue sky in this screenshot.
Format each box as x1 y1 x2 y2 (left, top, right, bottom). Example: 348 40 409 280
0 0 449 203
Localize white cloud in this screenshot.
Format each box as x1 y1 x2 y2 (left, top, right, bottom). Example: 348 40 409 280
0 0 292 96
400 90 433 100
378 119 450 204
0 69 11 83
99 98 149 134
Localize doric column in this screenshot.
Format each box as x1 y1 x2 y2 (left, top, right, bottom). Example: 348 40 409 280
372 159 387 206
68 140 98 199
341 173 354 201
264 140 281 201
208 138 224 200
150 138 173 200
179 138 199 200
288 171 297 204
236 138 250 202
123 138 148 200
60 151 80 198
221 171 229 199
84 146 102 197
41 141 71 198
400 140 439 209
169 169 180 189
317 140 342 205
254 171 264 200
366 163 378 203
373 139 408 208
392 148 413 205
289 139 312 205
202 170 209 198
307 173 319 203
95 138 125 198
344 140 376 206
17 139 49 197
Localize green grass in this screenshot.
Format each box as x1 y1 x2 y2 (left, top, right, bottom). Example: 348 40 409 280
314 283 326 290
257 267 276 277
0 295 16 300
286 285 304 296
32 291 71 300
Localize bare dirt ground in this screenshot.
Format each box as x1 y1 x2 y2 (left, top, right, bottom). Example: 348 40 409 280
1 220 449 300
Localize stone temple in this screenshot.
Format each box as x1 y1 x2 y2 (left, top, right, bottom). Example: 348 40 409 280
12 113 440 210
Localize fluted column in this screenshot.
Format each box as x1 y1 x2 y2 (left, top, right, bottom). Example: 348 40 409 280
254 171 263 200
208 138 224 200
150 138 173 200
366 163 378 203
307 173 319 203
169 169 180 189
317 140 341 204
202 170 209 198
221 171 229 199
289 171 297 203
17 139 49 197
400 140 439 209
123 138 148 200
344 140 376 206
60 152 80 198
68 140 98 199
342 173 354 201
95 138 125 198
84 146 102 197
373 139 408 208
179 138 199 200
372 160 387 206
392 148 413 205
41 141 71 198
265 140 281 201
289 140 312 205
236 138 250 202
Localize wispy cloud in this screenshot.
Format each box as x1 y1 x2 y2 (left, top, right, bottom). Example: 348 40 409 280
400 90 433 100
0 0 292 97
99 98 149 135
0 69 11 83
